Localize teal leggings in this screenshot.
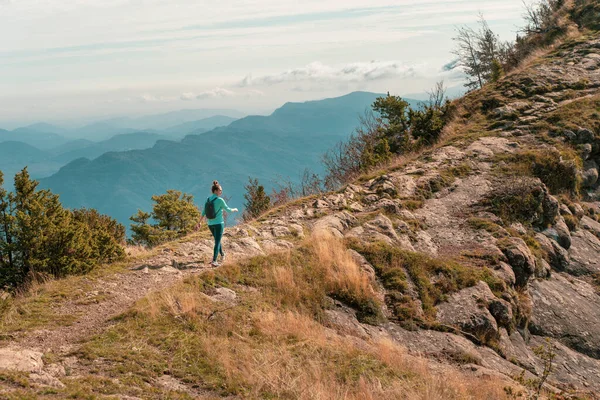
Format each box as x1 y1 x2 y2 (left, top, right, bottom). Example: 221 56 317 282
209 223 224 262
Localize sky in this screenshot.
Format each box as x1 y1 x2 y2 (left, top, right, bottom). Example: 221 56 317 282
0 0 527 128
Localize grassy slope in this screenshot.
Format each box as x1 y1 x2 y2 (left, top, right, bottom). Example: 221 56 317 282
1 236 513 399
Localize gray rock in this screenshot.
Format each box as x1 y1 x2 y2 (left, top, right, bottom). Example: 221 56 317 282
575 128 595 144
373 198 402 215
567 229 600 275
581 160 599 188
0 347 43 372
312 211 356 237
559 203 572 216
347 202 364 212
571 203 585 217
530 273 600 358
488 298 513 329
347 249 376 280
562 129 576 141
535 233 569 271
542 195 560 225
580 215 600 238
499 237 536 287
436 281 500 343
553 216 572 249
492 262 516 287
579 143 593 160
313 199 329 209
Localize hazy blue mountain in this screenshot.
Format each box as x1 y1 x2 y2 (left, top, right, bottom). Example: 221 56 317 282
1 132 170 184
51 132 170 164
20 122 67 135
0 127 70 150
162 115 238 138
73 123 140 142
0 141 53 185
102 109 245 132
40 91 412 228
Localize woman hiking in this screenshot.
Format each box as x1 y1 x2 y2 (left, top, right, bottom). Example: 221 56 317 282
202 180 238 267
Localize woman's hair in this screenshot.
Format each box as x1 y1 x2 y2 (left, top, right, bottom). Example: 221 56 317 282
211 180 222 193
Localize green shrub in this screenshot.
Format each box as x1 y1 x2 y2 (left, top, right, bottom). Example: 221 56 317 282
1 169 125 290
130 190 201 247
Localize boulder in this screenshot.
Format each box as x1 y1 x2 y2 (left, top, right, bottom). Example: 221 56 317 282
488 298 513 328
436 282 501 344
581 160 599 188
548 216 571 249
580 215 600 238
575 128 595 144
579 143 593 160
312 211 356 237
567 229 600 275
530 273 600 359
492 262 516 287
0 347 43 372
535 233 569 271
542 194 560 225
559 203 572 216
499 237 536 287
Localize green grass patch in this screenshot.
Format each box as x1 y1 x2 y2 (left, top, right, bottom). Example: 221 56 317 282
493 148 582 196
350 241 504 322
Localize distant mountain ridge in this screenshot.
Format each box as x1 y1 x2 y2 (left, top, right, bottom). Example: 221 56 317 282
39 91 419 228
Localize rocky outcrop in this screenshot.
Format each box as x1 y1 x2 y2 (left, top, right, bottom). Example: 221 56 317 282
498 237 536 287
530 273 600 359
567 229 600 275
436 282 511 343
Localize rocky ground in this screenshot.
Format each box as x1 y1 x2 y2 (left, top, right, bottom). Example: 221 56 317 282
1 32 600 399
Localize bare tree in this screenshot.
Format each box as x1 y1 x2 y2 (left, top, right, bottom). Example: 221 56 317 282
452 26 484 90
522 0 563 34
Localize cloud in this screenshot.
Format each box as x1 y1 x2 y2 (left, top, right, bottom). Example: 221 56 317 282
180 92 196 101
196 87 236 99
139 93 175 102
238 61 417 87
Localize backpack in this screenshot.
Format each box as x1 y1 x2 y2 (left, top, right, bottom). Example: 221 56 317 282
204 197 218 219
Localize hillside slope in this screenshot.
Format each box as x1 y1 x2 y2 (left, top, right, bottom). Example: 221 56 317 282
1 32 600 399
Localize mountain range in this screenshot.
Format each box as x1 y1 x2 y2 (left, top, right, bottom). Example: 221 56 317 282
39 92 419 228
0 114 240 183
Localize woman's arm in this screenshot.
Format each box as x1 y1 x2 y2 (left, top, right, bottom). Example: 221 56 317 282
219 198 238 213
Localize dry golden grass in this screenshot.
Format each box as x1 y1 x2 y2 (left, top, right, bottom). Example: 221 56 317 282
135 285 515 399
310 233 378 307
61 235 521 400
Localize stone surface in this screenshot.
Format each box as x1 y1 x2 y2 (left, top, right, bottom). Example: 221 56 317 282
580 216 600 239
499 237 536 287
530 273 600 359
581 160 599 188
0 347 43 372
567 229 600 275
436 282 501 343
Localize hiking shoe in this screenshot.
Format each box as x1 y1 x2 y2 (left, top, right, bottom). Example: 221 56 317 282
220 253 226 262
210 261 221 267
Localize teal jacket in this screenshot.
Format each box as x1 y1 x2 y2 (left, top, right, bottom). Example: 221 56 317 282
202 194 234 225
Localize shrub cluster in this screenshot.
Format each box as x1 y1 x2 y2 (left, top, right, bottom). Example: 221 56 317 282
0 169 125 290
323 85 453 189
130 190 200 247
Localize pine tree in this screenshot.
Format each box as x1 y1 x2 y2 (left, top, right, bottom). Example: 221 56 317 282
0 168 126 289
243 178 271 221
129 190 201 247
